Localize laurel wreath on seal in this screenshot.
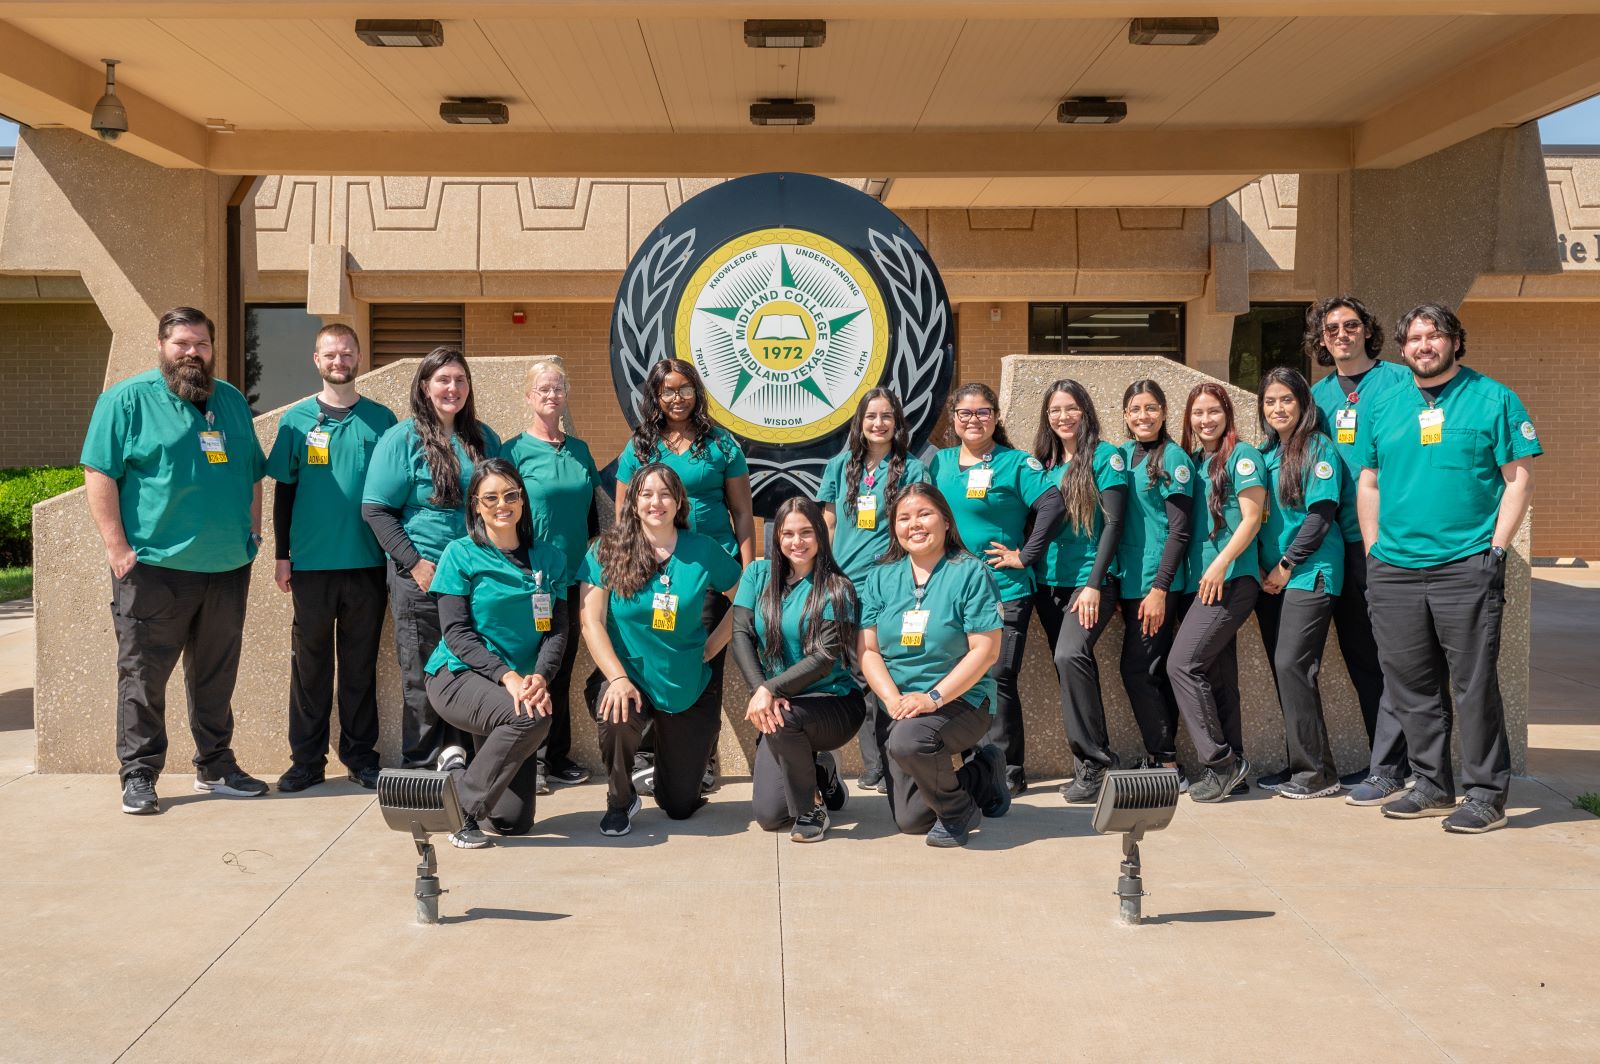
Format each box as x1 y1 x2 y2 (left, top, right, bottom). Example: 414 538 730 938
614 228 697 392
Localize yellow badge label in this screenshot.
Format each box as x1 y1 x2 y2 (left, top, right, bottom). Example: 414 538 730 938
306 430 330 466
651 592 678 632
199 430 228 464
965 466 992 500
532 592 553 633
900 609 929 647
855 494 877 530
1419 408 1444 446
1336 409 1357 446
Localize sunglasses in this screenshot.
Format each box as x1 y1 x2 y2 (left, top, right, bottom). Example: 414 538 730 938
1322 320 1364 337
475 490 524 506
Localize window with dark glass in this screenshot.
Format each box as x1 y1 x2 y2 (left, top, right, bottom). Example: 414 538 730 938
1027 303 1184 360
242 303 324 414
1229 303 1311 392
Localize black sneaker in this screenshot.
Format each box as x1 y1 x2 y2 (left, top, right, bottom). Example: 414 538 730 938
1060 762 1107 804
1005 765 1027 797
1277 778 1341 800
790 803 830 843
1442 798 1506 834
857 767 886 792
276 764 325 793
549 763 591 786
700 765 718 796
1190 757 1249 804
449 814 491 849
816 752 848 812
1255 768 1291 793
345 765 380 790
194 767 268 797
121 770 160 815
1382 790 1457 820
1339 768 1371 789
975 744 1011 818
601 794 643 837
1346 775 1410 806
925 802 982 848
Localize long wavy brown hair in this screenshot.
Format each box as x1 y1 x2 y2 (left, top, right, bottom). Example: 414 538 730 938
1032 378 1103 535
1257 367 1322 510
628 358 722 464
759 497 858 675
410 347 488 509
1180 382 1241 533
597 463 690 599
844 388 912 519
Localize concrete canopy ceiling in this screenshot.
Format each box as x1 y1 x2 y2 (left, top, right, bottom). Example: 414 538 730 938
0 2 1598 207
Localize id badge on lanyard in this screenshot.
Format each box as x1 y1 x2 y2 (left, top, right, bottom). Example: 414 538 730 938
199 431 227 464
306 429 331 465
1419 408 1444 446
900 609 930 647
856 494 877 530
965 464 993 500
532 572 552 633
1336 408 1357 446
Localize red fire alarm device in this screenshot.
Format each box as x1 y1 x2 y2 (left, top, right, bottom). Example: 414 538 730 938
511 309 527 325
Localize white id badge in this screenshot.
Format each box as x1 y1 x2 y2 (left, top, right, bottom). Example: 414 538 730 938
199 431 228 464
532 593 553 633
1335 409 1357 445
900 609 930 647
965 466 993 499
306 430 331 465
1419 408 1444 446
855 494 877 529
651 592 679 631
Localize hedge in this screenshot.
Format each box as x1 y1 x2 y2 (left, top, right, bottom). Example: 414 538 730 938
0 466 85 567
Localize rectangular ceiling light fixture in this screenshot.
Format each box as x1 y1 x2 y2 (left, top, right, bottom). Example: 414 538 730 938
440 98 509 125
750 99 815 126
1128 18 1220 46
1057 97 1128 125
744 20 826 48
356 19 445 48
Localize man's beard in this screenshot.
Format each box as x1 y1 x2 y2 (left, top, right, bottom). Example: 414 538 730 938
319 366 355 385
1405 348 1456 382
161 354 214 402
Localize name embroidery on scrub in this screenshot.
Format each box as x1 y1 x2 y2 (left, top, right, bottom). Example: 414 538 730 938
531 571 552 633
901 577 930 647
1419 407 1445 446
651 569 677 632
199 411 227 464
965 453 994 499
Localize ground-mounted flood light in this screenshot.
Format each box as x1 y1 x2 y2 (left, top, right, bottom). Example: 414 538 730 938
377 769 466 924
1057 97 1128 125
1128 17 1220 46
440 98 510 125
1091 767 1181 925
750 99 815 127
744 20 826 48
356 19 445 48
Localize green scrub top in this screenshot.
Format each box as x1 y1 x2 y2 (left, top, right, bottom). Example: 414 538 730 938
1355 366 1541 569
1117 439 1197 598
266 396 397 571
424 535 569 678
733 560 858 697
502 431 600 583
1187 441 1267 585
1034 440 1129 590
361 418 503 564
1258 434 1345 595
80 369 266 573
614 427 748 557
1312 358 1411 544
815 449 930 582
577 531 743 713
860 552 1003 712
928 445 1051 603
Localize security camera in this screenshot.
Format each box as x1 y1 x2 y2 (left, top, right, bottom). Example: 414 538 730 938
91 59 127 142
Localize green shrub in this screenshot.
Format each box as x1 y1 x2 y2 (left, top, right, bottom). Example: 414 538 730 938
0 466 85 566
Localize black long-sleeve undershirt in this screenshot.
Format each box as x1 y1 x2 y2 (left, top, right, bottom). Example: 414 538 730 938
1016 487 1066 568
435 546 569 684
1277 500 1338 569
1154 493 1192 593
361 502 424 571
730 604 845 699
1087 485 1127 589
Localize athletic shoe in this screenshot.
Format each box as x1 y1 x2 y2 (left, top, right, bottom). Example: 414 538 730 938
631 764 656 797
1005 765 1028 797
194 767 268 797
925 802 982 848
1060 762 1107 805
975 744 1011 818
535 772 552 796
1190 756 1250 804
1255 768 1291 793
700 765 718 796
548 764 591 786
437 745 467 774
276 764 325 793
857 767 886 792
790 803 830 843
449 814 491 849
1345 775 1411 806
345 765 380 790
121 770 160 815
816 752 848 812
1137 756 1189 794
1339 768 1371 788
1443 799 1507 834
600 794 642 837
1382 790 1457 820
1276 778 1341 800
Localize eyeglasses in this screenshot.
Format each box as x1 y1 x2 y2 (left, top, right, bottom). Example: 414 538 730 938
659 385 697 401
531 385 567 399
953 407 995 422
1323 320 1365 337
475 490 524 506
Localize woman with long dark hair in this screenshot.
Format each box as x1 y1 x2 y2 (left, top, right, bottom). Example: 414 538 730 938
422 459 569 849
1168 382 1265 803
817 387 928 791
1115 380 1197 785
579 463 742 836
859 483 1011 848
928 382 1063 797
363 347 502 770
1253 367 1343 799
733 498 863 842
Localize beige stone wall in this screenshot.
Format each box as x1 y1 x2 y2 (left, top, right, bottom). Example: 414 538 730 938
0 302 110 467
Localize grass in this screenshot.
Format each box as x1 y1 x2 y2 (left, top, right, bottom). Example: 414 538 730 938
0 566 31 603
1576 793 1600 818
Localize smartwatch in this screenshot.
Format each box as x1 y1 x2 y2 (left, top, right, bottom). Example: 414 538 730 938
1490 546 1507 563
929 689 944 706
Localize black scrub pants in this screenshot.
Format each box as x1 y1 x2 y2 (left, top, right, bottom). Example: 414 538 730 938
878 696 999 835
636 591 729 769
1366 552 1511 808
982 598 1034 770
389 559 470 768
1254 585 1338 789
751 691 867 830
1034 580 1120 772
424 668 550 835
286 566 386 773
535 592 582 775
1169 578 1258 771
111 561 251 781
1335 540 1412 781
586 670 721 820
1118 595 1181 762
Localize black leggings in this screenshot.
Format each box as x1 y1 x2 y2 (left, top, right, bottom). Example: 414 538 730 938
425 668 551 835
981 598 1034 769
1118 595 1181 762
536 593 582 773
585 669 721 820
1034 580 1119 771
1169 579 1258 771
750 691 866 830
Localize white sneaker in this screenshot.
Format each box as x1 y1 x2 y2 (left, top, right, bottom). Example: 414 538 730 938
437 745 467 774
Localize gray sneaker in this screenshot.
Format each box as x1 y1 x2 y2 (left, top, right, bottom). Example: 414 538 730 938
1345 775 1411 806
925 802 981 848
1060 762 1106 804
1442 798 1507 834
1190 756 1250 804
1382 790 1457 820
790 803 830 843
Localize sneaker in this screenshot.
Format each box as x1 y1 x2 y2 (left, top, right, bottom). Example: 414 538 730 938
194 767 268 797
536 772 552 796
1382 790 1457 820
1060 762 1107 805
790 803 830 843
1442 798 1507 834
1339 768 1370 789
631 753 656 797
1255 768 1291 793
1190 756 1250 804
345 765 380 790
857 767 886 792
925 802 982 848
816 752 848 812
600 794 642 837
548 763 591 786
1005 765 1028 797
1277 778 1341 800
437 745 468 774
276 764 326 793
121 770 160 815
1138 756 1189 794
449 813 491 849
700 765 718 796
975 744 1011 818
1345 775 1411 806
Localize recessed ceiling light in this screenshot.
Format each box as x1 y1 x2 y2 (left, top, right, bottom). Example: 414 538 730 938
1128 18 1219 46
440 98 508 125
355 20 445 48
204 118 236 133
750 99 815 127
744 20 826 48
1057 97 1128 125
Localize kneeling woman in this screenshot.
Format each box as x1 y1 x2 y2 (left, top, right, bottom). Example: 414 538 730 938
859 484 1012 848
424 459 570 849
733 498 863 843
580 463 742 836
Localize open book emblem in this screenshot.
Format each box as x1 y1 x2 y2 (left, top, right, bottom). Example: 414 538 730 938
752 314 810 341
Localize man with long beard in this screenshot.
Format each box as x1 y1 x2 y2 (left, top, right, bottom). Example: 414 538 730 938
82 306 268 815
1355 303 1539 834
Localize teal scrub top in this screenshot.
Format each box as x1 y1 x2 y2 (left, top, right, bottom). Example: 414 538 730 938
424 535 570 678
815 450 930 582
80 369 266 573
1034 440 1129 590
502 431 600 583
928 445 1051 603
1258 434 1345 595
859 552 1003 712
1117 439 1197 598
1187 441 1267 585
1312 359 1411 544
614 427 749 557
361 418 503 564
577 531 743 713
266 396 397 571
1355 367 1541 569
732 560 858 697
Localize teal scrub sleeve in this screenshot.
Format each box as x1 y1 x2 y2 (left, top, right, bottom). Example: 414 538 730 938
79 391 128 478
960 564 1005 634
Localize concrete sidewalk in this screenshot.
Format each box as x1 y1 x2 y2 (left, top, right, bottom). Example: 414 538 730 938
4 577 1598 1063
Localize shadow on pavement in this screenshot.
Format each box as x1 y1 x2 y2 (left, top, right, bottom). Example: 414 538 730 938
1145 909 1276 924
440 907 571 924
0 687 33 732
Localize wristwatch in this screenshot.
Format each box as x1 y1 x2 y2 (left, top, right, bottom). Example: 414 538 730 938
1490 546 1507 562
929 689 944 706
1278 558 1294 573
